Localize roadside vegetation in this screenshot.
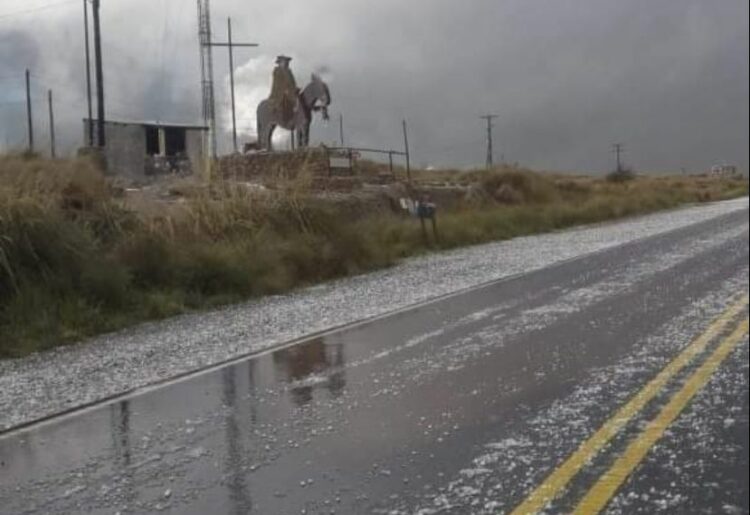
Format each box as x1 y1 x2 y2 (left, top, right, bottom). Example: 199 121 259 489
1 153 747 358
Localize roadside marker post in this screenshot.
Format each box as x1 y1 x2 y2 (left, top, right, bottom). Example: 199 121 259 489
417 197 438 246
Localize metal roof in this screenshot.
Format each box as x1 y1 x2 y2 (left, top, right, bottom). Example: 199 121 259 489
83 118 208 130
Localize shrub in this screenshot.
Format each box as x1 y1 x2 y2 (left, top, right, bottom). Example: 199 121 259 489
606 168 637 183
1 155 747 358
116 233 178 289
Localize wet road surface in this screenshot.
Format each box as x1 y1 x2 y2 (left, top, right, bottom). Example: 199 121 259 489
1 208 748 514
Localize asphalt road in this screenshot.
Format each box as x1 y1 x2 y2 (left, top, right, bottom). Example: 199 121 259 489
1 208 748 515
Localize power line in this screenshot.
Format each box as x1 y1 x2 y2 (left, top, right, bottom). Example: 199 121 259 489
25 73 195 119
0 0 77 21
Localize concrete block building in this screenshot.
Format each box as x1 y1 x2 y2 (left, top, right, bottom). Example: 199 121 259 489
82 119 208 179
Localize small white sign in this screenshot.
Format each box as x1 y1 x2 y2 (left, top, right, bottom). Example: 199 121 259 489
329 157 350 169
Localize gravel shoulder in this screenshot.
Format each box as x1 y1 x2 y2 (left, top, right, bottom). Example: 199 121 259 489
1 198 747 432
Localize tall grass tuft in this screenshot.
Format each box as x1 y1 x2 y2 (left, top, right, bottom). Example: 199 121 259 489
0 154 747 358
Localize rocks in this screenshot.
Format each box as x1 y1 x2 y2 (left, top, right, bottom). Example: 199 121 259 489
216 149 393 192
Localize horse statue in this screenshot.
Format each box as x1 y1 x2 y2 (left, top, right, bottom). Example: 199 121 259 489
256 74 331 151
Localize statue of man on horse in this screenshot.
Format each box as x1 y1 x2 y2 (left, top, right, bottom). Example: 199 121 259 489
255 55 331 152
269 55 297 125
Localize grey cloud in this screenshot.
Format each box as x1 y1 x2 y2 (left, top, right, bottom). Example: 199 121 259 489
0 0 747 173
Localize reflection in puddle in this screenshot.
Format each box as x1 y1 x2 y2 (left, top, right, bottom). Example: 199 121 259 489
110 400 136 511
273 338 347 406
221 366 252 514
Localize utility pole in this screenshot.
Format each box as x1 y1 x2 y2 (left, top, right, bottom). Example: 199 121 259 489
83 0 94 146
48 90 56 158
480 114 498 169
25 69 33 153
402 119 412 184
339 113 345 146
92 0 105 147
227 18 238 153
613 143 624 173
211 19 258 154
198 3 258 159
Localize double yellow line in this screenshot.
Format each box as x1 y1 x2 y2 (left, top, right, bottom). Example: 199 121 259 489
511 295 749 515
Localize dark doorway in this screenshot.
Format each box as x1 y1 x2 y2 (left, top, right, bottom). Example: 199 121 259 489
145 126 160 155
164 127 187 156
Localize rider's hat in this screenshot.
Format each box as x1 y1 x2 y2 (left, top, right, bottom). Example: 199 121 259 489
275 55 292 64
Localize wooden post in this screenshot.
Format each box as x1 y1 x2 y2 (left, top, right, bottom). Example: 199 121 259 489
92 0 106 147
388 151 394 174
227 17 238 153
83 0 94 146
402 119 411 184
339 113 344 146
25 69 33 153
48 89 56 158
419 210 428 245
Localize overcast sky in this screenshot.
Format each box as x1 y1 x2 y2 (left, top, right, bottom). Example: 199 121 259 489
1 0 748 173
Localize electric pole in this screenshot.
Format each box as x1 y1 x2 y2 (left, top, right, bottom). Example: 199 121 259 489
83 0 94 146
227 18 238 153
198 3 258 158
402 119 412 184
48 89 56 158
25 69 33 153
211 19 258 154
613 143 624 173
480 114 498 169
92 0 105 147
339 113 344 146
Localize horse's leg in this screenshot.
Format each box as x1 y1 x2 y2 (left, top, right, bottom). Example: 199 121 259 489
267 124 275 152
302 121 311 147
257 103 267 150
259 121 266 150
258 121 266 150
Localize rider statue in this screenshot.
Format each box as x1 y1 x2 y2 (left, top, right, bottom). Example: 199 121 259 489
255 55 330 151
270 55 298 125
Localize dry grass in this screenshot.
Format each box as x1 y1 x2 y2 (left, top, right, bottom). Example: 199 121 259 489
0 154 747 358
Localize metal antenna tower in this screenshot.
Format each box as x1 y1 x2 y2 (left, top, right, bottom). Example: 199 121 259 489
197 0 217 160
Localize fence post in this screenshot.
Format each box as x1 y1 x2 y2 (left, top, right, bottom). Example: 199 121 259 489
419 210 429 245
431 210 438 244
402 120 411 184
